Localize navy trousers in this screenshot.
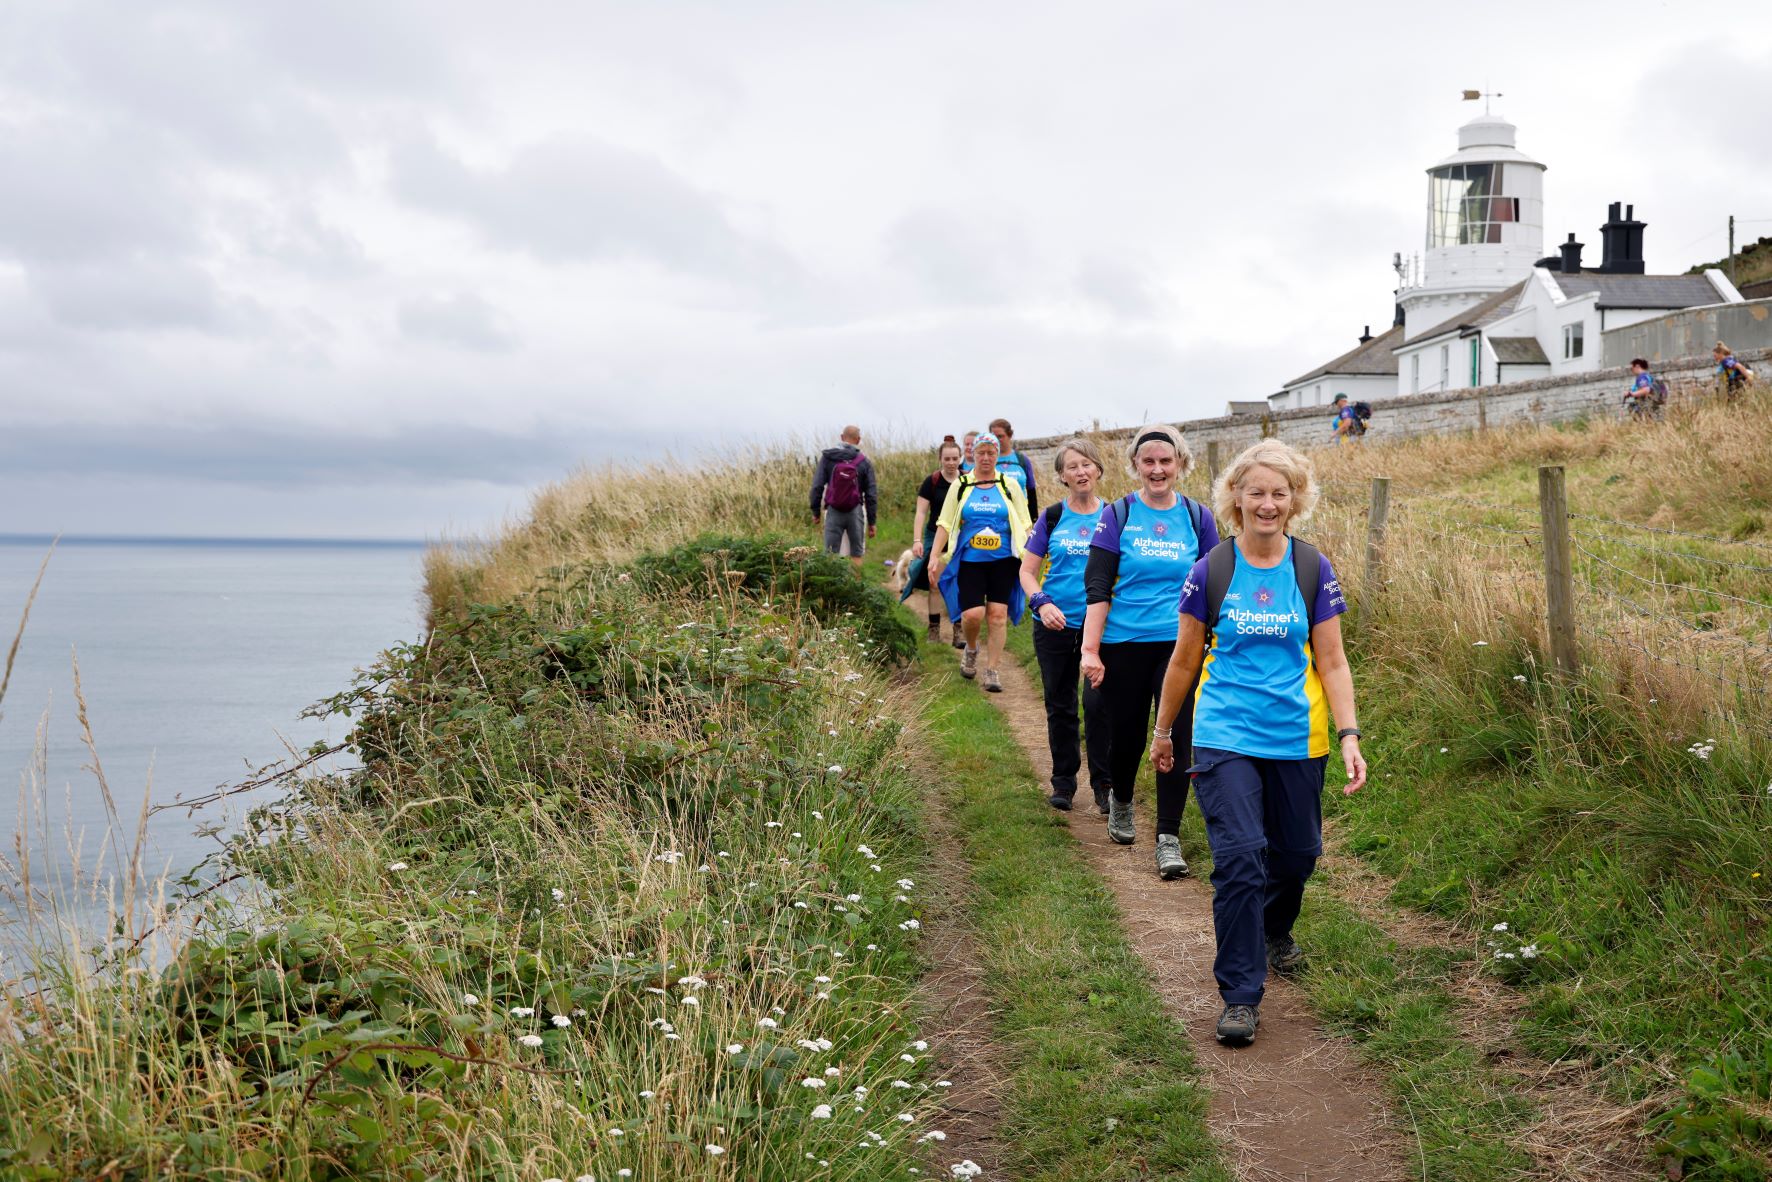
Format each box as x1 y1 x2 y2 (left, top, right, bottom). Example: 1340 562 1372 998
1188 747 1326 1006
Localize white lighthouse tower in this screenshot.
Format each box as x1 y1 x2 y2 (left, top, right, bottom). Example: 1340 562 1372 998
1397 113 1546 338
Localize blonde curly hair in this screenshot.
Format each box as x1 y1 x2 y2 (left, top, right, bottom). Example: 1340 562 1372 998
1212 439 1320 533
1123 423 1193 478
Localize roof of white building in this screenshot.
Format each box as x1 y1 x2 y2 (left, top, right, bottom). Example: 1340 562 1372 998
1284 323 1404 386
1402 281 1529 346
1546 272 1723 309
1491 336 1550 364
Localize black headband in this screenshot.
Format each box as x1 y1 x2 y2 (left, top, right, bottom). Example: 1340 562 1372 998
1134 430 1175 451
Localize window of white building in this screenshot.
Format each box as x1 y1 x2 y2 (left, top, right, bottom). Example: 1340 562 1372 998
1440 344 1450 390
1427 163 1523 247
1411 354 1420 393
1314 383 1323 405
1563 323 1584 359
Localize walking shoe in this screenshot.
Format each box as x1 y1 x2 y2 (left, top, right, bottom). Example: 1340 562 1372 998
1215 1003 1260 1045
1107 796 1136 844
952 629 966 649
1047 790 1073 811
1093 786 1110 816
960 647 978 679
1266 935 1307 976
1154 834 1189 880
983 668 1002 693
926 620 941 643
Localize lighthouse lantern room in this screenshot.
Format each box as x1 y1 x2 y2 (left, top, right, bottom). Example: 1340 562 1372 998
1399 115 1546 338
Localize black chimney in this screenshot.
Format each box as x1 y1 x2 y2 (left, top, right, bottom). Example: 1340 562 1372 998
1598 200 1646 274
1359 325 1373 344
1559 232 1584 275
1393 302 1404 327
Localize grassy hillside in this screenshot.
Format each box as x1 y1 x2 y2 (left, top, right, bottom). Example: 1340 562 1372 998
1687 233 1772 291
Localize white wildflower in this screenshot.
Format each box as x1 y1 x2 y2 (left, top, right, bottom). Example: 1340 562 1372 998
919 1130 947 1142
898 1112 915 1123
1520 944 1540 959
677 975 707 990
681 995 701 1008
801 1077 828 1089
899 919 920 930
828 764 844 774
811 810 825 820
551 887 565 901
462 994 479 1006
811 1103 833 1119
386 862 408 872
510 1006 535 1017
824 1066 841 1077
912 1039 928 1051
518 1034 544 1048
1492 922 1508 932
705 1144 725 1156
552 1014 572 1028
897 879 915 890
937 1079 952 1087
951 1161 983 1179
892 1079 911 1089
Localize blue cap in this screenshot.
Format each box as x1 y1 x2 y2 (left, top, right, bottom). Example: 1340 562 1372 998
972 430 1001 451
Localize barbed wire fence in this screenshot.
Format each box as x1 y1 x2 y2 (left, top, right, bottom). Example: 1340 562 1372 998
1321 469 1772 725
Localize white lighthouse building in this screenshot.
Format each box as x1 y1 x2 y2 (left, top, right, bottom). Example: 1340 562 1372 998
1269 106 1742 413
1397 114 1546 338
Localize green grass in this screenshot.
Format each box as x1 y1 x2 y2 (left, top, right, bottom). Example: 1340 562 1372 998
914 643 1229 1182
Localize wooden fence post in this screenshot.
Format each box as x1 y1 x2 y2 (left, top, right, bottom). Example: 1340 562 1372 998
1206 440 1222 486
1365 476 1390 593
1537 465 1579 674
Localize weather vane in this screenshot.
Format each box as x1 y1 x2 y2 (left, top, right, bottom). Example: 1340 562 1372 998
1461 88 1503 114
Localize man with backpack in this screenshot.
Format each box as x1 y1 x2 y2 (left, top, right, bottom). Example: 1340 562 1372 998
810 425 877 567
1624 358 1667 421
1329 394 1367 444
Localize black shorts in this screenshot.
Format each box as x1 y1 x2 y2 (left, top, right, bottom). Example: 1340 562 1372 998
957 558 1019 611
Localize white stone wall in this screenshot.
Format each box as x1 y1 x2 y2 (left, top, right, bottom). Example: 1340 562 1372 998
1019 345 1770 478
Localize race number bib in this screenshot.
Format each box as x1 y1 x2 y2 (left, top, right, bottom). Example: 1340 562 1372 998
969 529 1002 552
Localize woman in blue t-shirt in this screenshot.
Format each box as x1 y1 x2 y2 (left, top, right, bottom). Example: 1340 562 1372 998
1080 424 1219 879
929 430 1033 694
1150 438 1367 1048
1018 437 1112 815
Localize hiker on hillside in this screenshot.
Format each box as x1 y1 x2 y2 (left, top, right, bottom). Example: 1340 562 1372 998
1150 438 1366 1048
1330 394 1365 444
929 430 1033 694
1623 358 1664 421
810 425 877 568
904 436 964 645
1714 341 1755 400
1019 437 1113 815
987 418 1040 515
960 430 980 472
1080 424 1219 879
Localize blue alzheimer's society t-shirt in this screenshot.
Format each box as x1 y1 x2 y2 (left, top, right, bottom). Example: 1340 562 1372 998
1025 501 1107 622
1092 495 1219 643
1181 539 1348 760
958 483 1013 563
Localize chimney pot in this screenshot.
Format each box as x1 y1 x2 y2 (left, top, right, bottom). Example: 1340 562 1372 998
1559 233 1584 275
1359 324 1373 343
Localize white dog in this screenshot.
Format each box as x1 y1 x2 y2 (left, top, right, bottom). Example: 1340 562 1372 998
886 547 917 594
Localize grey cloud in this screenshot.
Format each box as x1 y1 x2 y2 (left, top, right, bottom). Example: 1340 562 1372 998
0 126 198 266
398 293 517 353
885 207 1033 304
389 134 804 286
30 257 230 332
1074 257 1166 320
0 419 592 490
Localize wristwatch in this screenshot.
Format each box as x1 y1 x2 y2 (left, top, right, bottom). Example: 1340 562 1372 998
1337 728 1362 740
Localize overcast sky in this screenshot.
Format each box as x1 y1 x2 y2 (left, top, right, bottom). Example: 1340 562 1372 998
3 0 1768 539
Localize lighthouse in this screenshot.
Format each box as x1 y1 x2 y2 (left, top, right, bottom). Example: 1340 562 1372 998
1397 114 1546 339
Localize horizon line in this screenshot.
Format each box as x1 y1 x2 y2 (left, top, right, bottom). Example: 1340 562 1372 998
0 532 438 549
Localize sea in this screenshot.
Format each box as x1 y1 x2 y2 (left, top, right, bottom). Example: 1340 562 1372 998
0 536 427 943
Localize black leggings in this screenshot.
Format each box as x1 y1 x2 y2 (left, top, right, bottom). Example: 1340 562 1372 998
1031 624 1111 795
1100 639 1193 836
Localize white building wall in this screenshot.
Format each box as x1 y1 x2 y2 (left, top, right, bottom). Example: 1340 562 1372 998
1276 372 1393 411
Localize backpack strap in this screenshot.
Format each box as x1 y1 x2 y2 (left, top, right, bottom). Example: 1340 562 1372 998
1043 502 1064 534
1112 493 1133 530
1203 539 1237 638
1291 538 1323 626
1183 495 1204 542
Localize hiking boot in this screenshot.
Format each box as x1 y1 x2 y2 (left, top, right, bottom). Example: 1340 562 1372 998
983 668 1002 693
951 628 966 649
1049 777 1077 811
1092 786 1111 816
1267 935 1307 976
1154 834 1189 880
926 620 941 643
1215 1003 1260 1046
1107 796 1135 844
1047 790 1073 811
960 647 978 679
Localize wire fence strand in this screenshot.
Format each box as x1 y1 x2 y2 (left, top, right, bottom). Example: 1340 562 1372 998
1566 510 1772 556
1571 540 1772 618
1569 530 1772 575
